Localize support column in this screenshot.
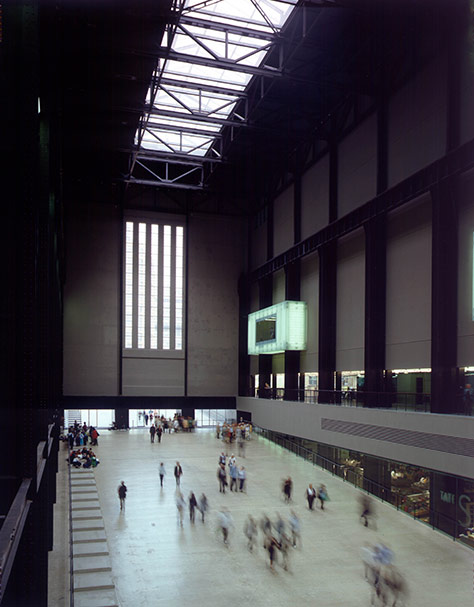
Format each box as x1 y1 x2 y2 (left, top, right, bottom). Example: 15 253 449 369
431 179 459 413
258 275 272 397
284 261 301 401
318 242 337 400
238 273 251 396
364 215 387 405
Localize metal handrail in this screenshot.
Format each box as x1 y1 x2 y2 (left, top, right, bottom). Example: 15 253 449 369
254 426 469 546
67 457 74 607
0 479 32 604
252 387 474 415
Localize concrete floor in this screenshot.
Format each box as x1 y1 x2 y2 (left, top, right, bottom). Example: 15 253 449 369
51 428 473 607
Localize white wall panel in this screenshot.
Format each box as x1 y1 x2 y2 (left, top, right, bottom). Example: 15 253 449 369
336 230 365 370
388 59 447 187
273 269 285 303
300 253 319 372
187 214 245 396
301 155 329 241
122 358 184 396
386 196 432 369
458 172 474 365
273 185 294 256
338 115 377 217
63 202 120 395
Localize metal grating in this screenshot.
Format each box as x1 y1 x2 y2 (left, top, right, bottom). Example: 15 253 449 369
321 418 474 459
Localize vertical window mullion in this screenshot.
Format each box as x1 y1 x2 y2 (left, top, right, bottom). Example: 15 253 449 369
137 222 146 348
163 225 171 349
175 226 184 350
145 222 151 349
158 224 164 349
170 226 176 351
132 221 139 349
124 221 134 349
150 225 159 349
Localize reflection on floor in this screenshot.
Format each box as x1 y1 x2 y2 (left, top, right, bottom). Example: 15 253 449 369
51 428 473 607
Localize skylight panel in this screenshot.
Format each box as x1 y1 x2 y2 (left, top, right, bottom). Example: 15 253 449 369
135 0 298 179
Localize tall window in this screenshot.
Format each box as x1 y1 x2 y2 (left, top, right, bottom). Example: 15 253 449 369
124 220 184 351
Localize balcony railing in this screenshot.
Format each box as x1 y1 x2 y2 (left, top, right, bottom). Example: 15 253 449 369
252 387 471 415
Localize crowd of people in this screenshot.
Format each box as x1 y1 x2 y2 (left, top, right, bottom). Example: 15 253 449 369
140 411 197 432
111 421 408 602
68 446 100 468
65 421 100 448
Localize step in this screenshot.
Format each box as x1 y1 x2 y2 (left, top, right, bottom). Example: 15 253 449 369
72 514 103 521
72 588 118 607
74 559 112 573
73 542 110 557
73 530 107 543
72 522 105 532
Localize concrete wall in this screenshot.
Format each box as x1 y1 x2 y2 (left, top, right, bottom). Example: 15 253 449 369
273 185 294 256
187 214 245 396
237 397 474 479
301 155 329 241
386 196 432 369
63 202 120 395
458 170 474 366
388 58 447 187
338 115 377 217
336 229 365 370
64 208 244 397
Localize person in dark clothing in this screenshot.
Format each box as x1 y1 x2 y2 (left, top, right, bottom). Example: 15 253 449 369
217 463 227 493
306 484 316 510
283 477 292 502
150 425 156 443
118 481 127 510
174 461 183 487
189 492 197 524
157 425 162 443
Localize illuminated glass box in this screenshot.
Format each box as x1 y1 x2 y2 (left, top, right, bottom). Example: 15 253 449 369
248 301 307 355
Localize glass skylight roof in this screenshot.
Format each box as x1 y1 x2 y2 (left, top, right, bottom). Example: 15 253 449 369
135 0 297 160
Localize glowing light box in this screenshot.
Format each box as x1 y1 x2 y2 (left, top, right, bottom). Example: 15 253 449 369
248 301 307 355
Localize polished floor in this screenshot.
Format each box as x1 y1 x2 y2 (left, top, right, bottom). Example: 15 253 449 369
50 428 473 607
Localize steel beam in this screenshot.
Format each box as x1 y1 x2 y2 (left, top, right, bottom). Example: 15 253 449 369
125 177 204 191
156 48 282 78
179 15 277 40
159 76 247 98
149 106 247 128
136 150 223 165
146 120 223 138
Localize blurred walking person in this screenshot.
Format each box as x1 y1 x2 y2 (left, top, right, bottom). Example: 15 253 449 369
159 462 165 487
176 491 185 527
118 481 127 511
244 515 257 552
288 510 301 548
317 484 328 510
189 491 197 524
360 493 375 528
198 493 208 523
218 508 233 545
283 477 292 503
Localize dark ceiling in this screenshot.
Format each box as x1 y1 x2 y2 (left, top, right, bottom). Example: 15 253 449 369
39 0 468 213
